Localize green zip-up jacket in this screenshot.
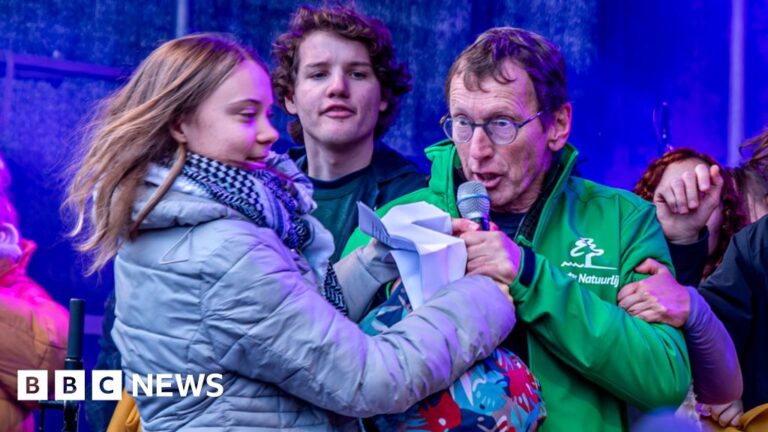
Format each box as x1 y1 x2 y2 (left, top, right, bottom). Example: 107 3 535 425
343 140 691 432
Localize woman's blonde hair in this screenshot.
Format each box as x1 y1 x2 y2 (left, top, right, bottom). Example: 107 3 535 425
65 33 263 275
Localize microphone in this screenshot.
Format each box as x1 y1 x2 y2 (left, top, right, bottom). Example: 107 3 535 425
64 299 84 432
65 298 85 371
457 181 491 231
39 298 85 432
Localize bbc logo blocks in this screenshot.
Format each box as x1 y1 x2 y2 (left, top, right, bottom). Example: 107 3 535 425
17 370 122 401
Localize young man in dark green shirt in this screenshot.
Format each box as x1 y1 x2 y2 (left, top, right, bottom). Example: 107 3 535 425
272 5 425 262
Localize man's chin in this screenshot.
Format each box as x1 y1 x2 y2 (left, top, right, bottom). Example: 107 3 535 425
486 187 520 213
310 131 373 151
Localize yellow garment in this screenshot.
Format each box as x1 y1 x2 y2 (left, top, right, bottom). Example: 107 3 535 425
107 389 141 432
702 403 768 431
0 240 69 432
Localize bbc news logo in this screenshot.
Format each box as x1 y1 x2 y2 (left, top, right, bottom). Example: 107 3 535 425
17 370 224 401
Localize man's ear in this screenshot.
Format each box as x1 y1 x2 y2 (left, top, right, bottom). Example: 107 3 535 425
169 117 188 144
547 102 572 152
379 98 388 113
284 94 298 115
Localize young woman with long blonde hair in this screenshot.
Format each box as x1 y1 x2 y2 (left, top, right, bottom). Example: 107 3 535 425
65 33 516 430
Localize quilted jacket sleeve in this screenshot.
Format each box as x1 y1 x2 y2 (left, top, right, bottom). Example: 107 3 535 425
333 239 399 321
201 227 516 417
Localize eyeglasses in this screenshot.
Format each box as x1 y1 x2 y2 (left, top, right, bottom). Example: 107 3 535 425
440 111 543 146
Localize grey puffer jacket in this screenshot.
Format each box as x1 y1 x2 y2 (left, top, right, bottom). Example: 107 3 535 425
112 175 516 431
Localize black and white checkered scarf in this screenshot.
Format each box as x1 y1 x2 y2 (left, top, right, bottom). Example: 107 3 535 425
174 151 348 315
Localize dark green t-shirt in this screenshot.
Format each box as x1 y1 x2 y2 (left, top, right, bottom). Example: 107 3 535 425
310 165 372 263
490 210 526 237
292 143 426 263
489 210 530 363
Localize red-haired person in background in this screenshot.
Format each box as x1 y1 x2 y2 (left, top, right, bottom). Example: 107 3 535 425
0 154 69 432
634 148 747 284
619 148 748 424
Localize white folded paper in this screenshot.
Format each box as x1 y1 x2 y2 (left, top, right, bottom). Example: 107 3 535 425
357 201 467 308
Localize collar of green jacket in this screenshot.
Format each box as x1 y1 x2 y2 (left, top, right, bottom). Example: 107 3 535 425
424 139 579 245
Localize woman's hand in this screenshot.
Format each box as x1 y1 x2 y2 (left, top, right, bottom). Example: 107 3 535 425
617 258 690 328
654 163 723 244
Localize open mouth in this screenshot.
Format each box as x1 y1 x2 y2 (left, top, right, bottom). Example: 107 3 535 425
475 173 501 188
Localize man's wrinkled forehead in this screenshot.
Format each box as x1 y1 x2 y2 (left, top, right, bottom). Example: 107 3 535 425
446 61 538 112
448 60 535 106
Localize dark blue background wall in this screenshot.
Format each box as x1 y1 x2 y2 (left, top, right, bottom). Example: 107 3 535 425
1 1 766 430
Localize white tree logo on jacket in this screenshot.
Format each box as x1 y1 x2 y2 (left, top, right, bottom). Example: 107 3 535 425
561 238 617 270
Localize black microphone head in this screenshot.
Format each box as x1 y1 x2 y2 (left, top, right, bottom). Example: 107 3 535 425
66 298 85 361
457 181 490 221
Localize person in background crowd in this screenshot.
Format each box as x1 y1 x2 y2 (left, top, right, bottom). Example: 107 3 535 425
621 148 745 411
731 129 768 224
701 130 768 427
698 214 768 428
622 131 768 428
634 148 747 284
0 154 69 432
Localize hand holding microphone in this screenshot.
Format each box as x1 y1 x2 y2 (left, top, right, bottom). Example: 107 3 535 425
456 181 522 289
457 181 491 230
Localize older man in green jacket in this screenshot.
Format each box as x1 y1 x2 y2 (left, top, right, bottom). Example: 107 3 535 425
344 27 690 432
